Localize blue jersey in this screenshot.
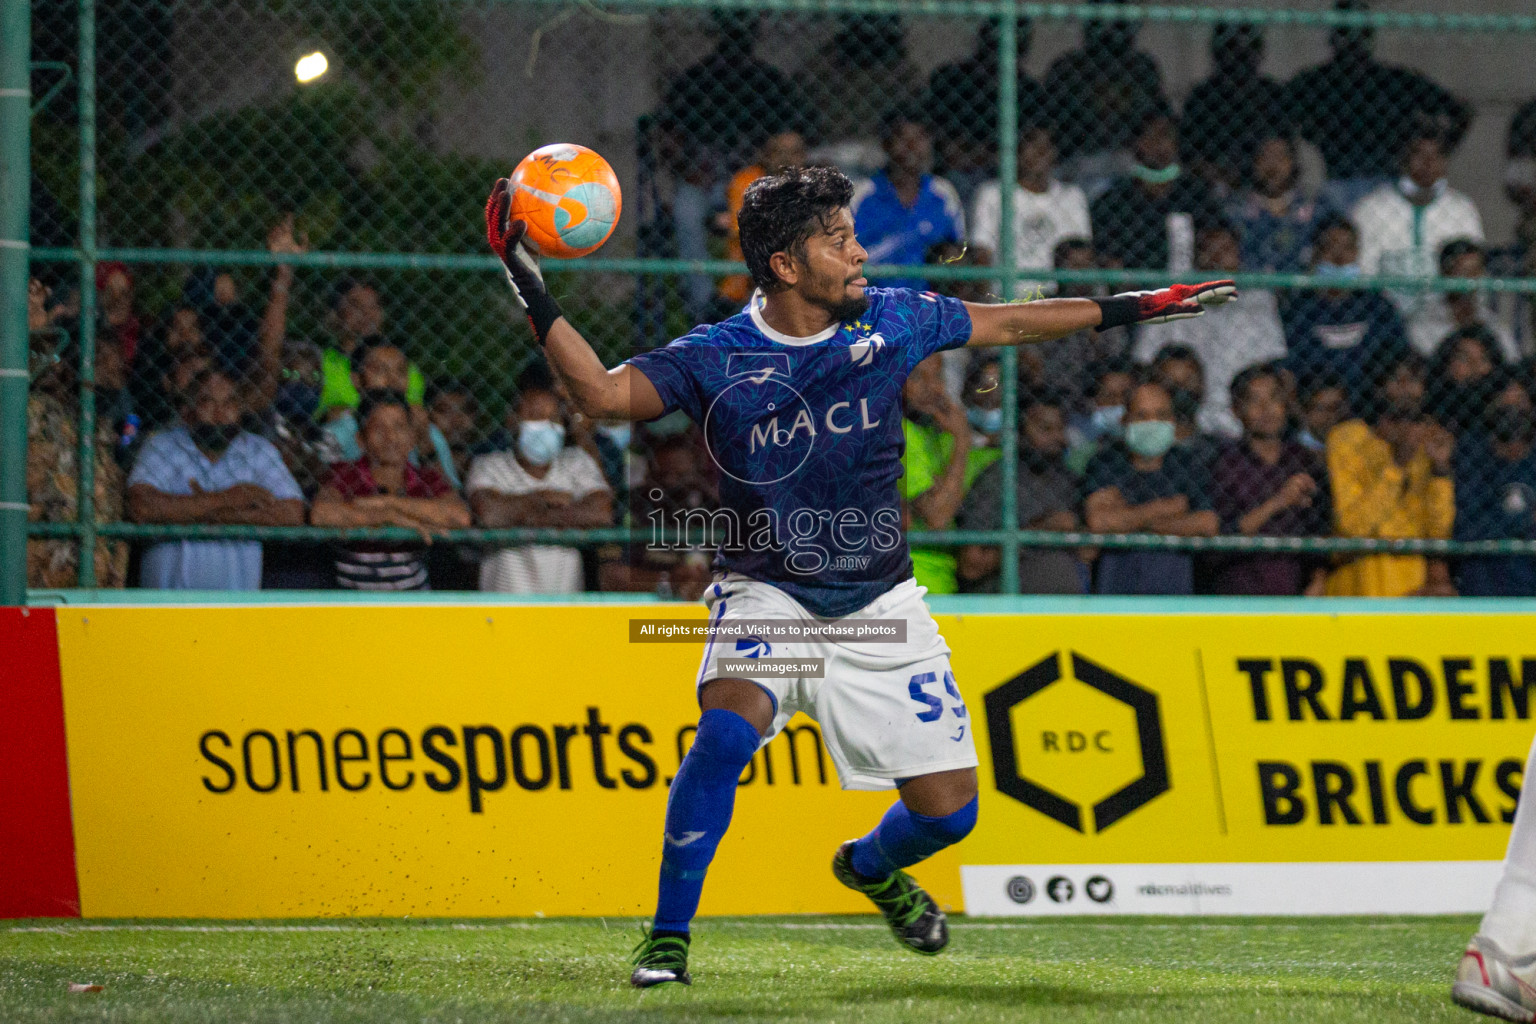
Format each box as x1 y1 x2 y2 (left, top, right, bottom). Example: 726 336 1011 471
625 287 973 617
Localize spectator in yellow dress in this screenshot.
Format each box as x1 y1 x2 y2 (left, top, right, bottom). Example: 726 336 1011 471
1325 352 1456 596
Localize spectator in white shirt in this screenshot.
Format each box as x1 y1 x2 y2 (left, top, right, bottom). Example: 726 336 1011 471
1352 126 1484 330
1133 223 1288 437
467 366 612 593
970 123 1091 298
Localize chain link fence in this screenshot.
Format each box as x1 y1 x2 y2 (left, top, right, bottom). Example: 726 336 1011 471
16 0 1536 598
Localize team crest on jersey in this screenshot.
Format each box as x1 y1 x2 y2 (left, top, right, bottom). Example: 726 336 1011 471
848 333 886 367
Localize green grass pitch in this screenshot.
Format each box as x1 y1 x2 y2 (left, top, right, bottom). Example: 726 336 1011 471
0 915 1484 1023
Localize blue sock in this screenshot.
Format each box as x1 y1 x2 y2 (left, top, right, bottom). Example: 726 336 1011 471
652 708 760 933
850 795 978 880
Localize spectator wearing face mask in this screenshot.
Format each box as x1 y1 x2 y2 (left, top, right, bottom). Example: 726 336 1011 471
1228 135 1322 273
469 371 641 504
1282 215 1409 410
1133 224 1287 438
1325 352 1456 597
1066 356 1138 473
1090 105 1223 273
1211 366 1331 595
1083 380 1219 594
127 368 304 589
958 390 1086 594
1286 0 1470 214
960 357 1007 454
468 367 613 593
311 391 471 592
1352 126 1484 330
1454 373 1536 596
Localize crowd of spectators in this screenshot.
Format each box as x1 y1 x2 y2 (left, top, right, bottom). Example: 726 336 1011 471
22 0 1536 598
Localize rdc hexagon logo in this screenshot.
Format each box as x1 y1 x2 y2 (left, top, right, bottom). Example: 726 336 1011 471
984 651 1170 833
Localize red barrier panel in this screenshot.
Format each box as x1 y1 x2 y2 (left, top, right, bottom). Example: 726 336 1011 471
0 608 80 917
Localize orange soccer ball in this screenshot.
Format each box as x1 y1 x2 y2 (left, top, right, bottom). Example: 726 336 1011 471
508 143 622 259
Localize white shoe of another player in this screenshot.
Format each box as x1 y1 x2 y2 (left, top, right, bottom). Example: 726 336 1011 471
1453 934 1536 1022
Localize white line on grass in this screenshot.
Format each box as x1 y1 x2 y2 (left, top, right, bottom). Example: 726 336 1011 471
4 923 542 934
4 919 1429 935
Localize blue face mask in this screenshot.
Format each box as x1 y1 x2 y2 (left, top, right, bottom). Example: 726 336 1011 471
1124 419 1176 458
517 420 566 466
967 406 1003 433
597 423 632 450
275 383 320 421
1090 404 1125 438
1130 163 1181 185
1315 261 1362 281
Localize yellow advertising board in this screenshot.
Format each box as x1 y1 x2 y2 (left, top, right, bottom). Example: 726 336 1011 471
55 605 953 919
938 611 1534 915
53 604 1536 918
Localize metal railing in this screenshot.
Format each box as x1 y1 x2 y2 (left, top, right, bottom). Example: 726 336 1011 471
9 0 1536 602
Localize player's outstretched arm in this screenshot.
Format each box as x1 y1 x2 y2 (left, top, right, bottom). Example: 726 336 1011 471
543 319 665 422
963 281 1236 348
485 179 665 422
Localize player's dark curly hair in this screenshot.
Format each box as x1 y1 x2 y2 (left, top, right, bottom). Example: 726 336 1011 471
739 166 855 293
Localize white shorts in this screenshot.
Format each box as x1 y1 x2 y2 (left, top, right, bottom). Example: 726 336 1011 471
694 574 979 791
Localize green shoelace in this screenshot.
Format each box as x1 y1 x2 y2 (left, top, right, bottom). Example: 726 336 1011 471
631 931 689 970
865 872 927 929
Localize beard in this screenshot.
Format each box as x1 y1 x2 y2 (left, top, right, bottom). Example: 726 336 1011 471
826 291 871 323
806 267 869 323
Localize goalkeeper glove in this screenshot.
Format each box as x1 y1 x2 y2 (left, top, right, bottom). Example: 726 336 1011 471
485 178 564 345
1092 280 1237 331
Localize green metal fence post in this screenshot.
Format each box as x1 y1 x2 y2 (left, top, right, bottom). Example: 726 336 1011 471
996 2 1020 595
0 0 30 604
75 0 97 588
